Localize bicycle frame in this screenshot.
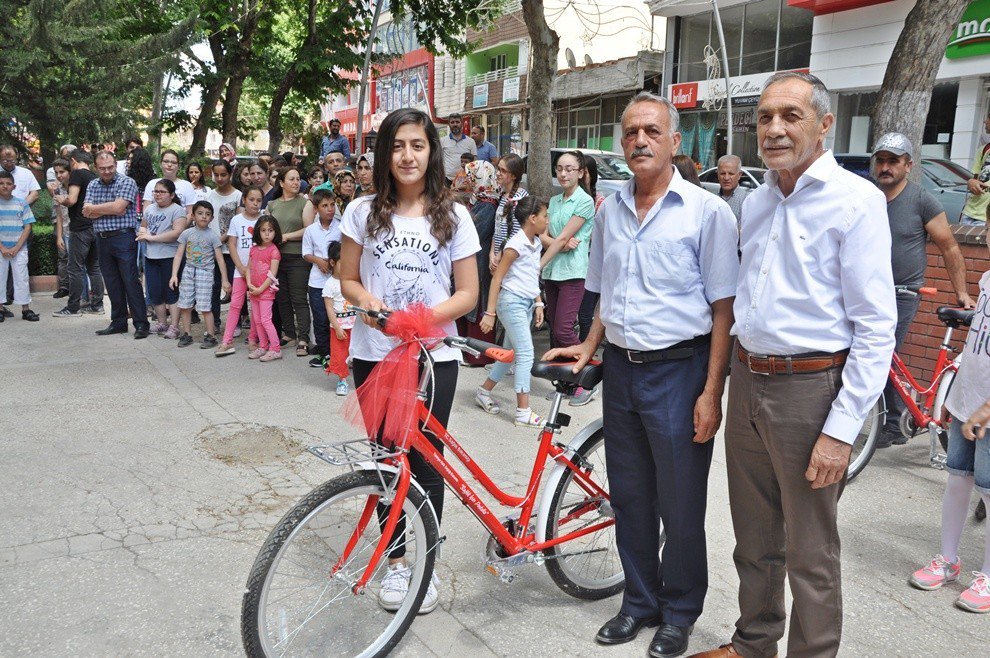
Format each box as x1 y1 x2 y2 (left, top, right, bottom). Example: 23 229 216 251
335 352 612 593
887 348 954 430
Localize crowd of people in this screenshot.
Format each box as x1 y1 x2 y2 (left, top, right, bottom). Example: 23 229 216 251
1 70 989 656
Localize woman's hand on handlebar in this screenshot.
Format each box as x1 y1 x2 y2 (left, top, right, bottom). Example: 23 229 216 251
357 296 390 330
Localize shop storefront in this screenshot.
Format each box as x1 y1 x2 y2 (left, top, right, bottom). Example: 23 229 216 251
810 0 990 165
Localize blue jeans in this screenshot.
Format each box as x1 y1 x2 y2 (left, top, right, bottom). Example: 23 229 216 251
97 230 149 330
960 214 987 226
488 292 535 393
946 413 990 493
308 285 330 356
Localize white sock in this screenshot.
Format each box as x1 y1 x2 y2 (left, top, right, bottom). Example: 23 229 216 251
515 407 531 421
982 492 990 574
941 473 974 563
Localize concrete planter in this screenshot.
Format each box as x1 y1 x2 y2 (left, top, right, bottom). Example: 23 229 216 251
29 275 58 293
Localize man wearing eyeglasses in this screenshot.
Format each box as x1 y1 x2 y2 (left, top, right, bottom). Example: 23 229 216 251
440 113 477 183
82 152 149 338
0 146 40 315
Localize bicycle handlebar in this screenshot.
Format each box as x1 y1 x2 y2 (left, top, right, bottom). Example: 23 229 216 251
894 286 937 298
351 307 515 363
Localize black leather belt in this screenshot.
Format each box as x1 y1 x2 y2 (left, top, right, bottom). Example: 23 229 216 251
97 228 134 238
613 334 711 364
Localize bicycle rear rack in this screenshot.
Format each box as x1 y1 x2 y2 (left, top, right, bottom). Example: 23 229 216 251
308 439 403 468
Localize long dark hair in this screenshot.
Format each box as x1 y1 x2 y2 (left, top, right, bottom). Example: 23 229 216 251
252 215 282 246
582 153 598 198
369 108 455 246
509 196 546 235
128 147 155 191
499 153 524 196
185 161 206 188
672 154 701 186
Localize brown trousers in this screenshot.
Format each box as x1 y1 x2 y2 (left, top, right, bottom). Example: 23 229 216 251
725 355 846 658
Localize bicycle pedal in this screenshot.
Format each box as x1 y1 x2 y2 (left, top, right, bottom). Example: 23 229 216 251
485 560 516 583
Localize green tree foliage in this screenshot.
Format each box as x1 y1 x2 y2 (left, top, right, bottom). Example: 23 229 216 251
0 0 198 163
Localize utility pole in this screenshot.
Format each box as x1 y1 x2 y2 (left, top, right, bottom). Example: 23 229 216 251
356 0 385 155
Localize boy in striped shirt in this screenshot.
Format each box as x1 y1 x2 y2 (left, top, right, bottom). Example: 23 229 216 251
0 169 38 322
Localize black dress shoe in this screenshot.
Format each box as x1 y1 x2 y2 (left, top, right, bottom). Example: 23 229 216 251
595 612 662 645
96 325 128 336
649 623 693 657
133 327 150 339
53 289 69 299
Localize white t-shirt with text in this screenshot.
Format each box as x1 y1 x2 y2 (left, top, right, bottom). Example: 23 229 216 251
322 275 356 330
226 212 259 278
205 188 243 254
946 270 990 421
340 197 481 362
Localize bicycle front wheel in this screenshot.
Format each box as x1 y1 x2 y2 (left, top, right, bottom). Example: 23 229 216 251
543 429 625 600
241 470 439 658
847 399 884 481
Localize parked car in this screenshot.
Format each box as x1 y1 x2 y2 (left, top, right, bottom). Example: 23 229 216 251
699 166 766 195
833 153 971 223
521 148 632 196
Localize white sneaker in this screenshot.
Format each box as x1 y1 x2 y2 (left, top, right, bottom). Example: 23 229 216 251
378 564 411 611
418 573 440 615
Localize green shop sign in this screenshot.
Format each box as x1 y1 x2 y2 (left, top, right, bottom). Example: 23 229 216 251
947 0 990 60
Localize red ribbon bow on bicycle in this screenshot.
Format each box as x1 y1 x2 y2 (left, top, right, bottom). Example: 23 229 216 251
343 303 445 447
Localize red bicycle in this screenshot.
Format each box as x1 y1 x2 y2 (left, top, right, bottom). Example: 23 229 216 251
241 309 621 657
848 287 975 480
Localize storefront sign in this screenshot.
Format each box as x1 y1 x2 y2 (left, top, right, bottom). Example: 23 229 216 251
502 77 520 104
669 69 809 109
946 0 990 60
473 84 489 109
375 64 430 114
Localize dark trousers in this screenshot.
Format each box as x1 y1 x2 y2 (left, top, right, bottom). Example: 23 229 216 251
275 253 311 343
882 292 921 431
544 278 585 348
602 342 713 626
97 230 148 330
308 285 330 356
726 357 846 658
67 228 104 313
353 358 458 559
577 289 600 343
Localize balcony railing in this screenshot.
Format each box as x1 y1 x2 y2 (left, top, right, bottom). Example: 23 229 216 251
465 65 524 88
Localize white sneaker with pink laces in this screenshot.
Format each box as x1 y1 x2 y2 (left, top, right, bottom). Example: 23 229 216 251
909 554 961 590
955 572 990 613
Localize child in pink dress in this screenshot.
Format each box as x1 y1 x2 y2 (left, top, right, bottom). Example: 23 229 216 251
246 216 282 362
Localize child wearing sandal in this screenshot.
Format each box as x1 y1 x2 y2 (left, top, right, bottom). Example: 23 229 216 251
475 196 548 427
246 216 283 362
169 201 230 348
217 185 263 356
909 236 990 613
321 240 355 396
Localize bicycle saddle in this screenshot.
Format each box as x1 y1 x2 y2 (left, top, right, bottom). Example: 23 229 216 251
936 306 975 328
531 360 603 389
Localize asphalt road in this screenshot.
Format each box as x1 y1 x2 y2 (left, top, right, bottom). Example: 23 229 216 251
1 294 986 656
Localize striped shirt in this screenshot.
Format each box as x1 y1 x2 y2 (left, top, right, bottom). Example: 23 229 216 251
85 173 139 232
0 195 35 248
492 187 529 255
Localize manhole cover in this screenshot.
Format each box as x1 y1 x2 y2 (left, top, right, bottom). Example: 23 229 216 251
198 423 304 466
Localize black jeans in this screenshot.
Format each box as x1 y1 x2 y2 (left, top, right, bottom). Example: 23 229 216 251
577 289 600 343
308 285 330 356
353 358 458 558
67 228 104 312
97 230 147 330
275 253 311 343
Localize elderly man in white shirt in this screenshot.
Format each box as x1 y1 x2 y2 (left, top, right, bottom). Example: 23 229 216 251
547 91 739 658
691 73 896 658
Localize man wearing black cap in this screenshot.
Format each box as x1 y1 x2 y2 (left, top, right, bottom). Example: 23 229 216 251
871 131 975 448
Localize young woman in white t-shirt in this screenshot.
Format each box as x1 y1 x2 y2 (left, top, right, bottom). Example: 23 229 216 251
475 196 548 427
339 107 480 615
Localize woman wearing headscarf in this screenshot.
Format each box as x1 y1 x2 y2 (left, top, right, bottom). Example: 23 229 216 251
458 159 500 365
355 153 375 197
218 143 238 168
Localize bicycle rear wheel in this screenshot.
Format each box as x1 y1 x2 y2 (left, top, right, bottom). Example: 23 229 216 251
543 429 625 600
847 399 884 482
241 470 438 658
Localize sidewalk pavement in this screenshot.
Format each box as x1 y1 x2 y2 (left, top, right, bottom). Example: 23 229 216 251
0 294 986 656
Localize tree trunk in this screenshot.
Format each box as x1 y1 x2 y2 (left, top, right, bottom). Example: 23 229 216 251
222 72 247 147
148 71 167 158
266 71 298 154
220 5 262 149
872 0 970 180
188 34 229 158
522 0 558 201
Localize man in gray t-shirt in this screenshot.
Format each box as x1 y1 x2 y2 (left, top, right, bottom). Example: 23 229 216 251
872 132 975 447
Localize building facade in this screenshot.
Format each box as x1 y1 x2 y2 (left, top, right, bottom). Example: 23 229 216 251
651 0 816 168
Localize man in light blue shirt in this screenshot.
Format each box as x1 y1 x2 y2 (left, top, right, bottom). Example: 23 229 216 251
471 125 498 164
320 119 351 160
546 91 738 658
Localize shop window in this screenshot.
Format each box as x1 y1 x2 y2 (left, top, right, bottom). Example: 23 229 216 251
777 2 813 71
719 4 744 77
742 0 779 76
678 13 711 83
